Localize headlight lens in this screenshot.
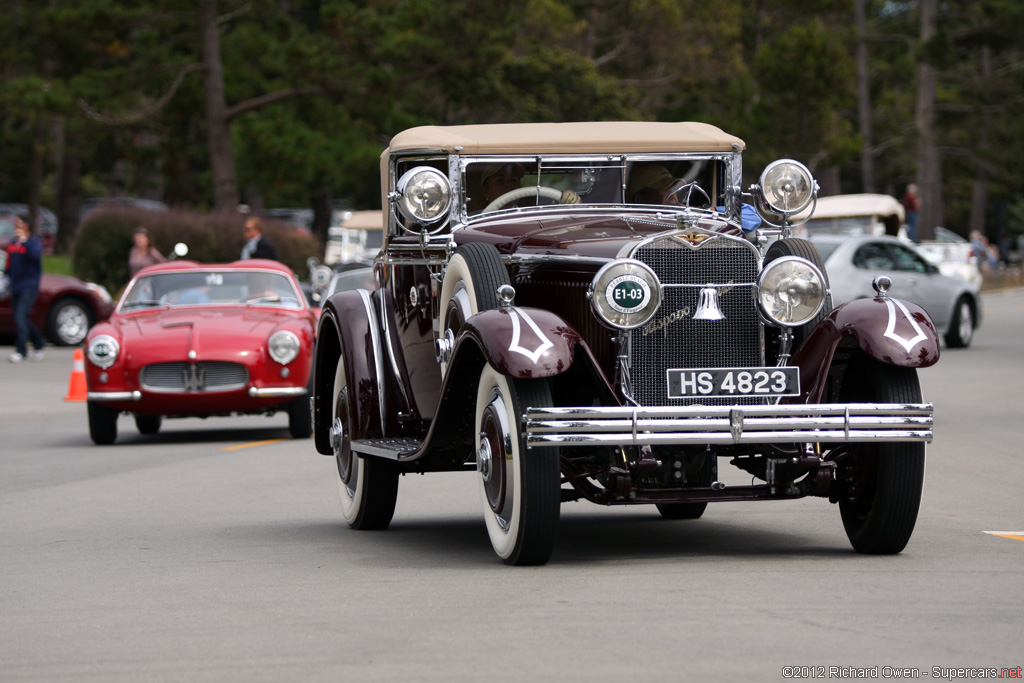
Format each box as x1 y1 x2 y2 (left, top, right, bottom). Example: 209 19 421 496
268 331 301 365
759 160 815 216
395 166 451 224
87 334 120 369
758 256 827 326
589 259 662 329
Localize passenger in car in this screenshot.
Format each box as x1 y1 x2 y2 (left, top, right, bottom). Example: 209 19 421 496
626 163 684 205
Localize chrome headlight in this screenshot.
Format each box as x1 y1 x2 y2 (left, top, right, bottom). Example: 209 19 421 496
758 256 826 326
87 334 120 369
589 260 662 329
395 166 451 224
757 160 816 217
268 331 301 365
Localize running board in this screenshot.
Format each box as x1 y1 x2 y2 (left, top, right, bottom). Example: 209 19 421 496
351 437 423 460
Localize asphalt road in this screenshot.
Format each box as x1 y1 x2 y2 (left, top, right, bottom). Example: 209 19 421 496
2 290 1022 682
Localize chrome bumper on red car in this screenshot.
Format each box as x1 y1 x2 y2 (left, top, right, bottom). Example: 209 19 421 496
87 391 142 402
247 386 308 398
524 403 933 447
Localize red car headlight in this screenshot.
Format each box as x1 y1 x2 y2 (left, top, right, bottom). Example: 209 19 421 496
268 331 300 365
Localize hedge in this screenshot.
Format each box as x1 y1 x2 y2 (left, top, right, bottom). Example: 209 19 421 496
72 207 320 295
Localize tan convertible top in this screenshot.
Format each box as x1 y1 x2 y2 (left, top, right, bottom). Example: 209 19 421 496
384 121 746 155
339 210 383 231
797 193 905 222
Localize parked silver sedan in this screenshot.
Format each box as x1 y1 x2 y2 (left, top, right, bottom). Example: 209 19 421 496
809 233 981 348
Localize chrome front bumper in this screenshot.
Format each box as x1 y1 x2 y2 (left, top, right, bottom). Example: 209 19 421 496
87 391 142 402
248 387 308 398
525 403 933 447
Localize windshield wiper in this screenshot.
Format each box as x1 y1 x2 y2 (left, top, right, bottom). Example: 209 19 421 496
121 299 170 310
245 295 299 306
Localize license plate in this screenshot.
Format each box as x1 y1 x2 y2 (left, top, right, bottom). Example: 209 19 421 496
666 367 800 399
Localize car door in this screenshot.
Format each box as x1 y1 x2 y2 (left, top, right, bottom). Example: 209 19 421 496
889 242 954 329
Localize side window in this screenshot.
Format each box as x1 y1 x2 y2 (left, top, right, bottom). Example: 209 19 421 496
892 245 929 273
852 243 896 271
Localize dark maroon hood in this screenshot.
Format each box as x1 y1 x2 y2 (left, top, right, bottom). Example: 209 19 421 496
453 213 742 259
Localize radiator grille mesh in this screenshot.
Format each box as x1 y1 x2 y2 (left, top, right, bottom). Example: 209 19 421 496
630 235 763 406
140 361 249 392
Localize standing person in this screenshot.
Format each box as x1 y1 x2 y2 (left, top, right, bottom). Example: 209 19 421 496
4 216 46 362
902 183 922 243
240 216 278 261
128 227 166 276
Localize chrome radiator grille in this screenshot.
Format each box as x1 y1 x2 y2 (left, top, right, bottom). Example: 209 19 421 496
140 361 249 392
630 235 762 407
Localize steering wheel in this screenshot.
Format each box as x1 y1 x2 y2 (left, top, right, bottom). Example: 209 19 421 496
483 186 563 213
665 181 712 209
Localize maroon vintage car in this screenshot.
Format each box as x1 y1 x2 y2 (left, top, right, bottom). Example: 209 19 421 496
84 259 316 444
0 272 113 347
312 122 938 565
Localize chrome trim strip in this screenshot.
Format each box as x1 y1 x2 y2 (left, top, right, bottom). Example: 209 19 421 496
524 403 934 446
87 391 142 402
358 289 388 430
248 387 308 398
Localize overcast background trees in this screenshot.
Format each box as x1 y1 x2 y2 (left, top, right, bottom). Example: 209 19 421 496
2 0 1022 250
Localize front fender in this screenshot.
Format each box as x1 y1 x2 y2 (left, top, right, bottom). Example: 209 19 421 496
790 296 940 403
312 289 385 455
457 307 582 379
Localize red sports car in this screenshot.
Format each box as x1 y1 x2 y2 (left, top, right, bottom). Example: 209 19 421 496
84 259 316 444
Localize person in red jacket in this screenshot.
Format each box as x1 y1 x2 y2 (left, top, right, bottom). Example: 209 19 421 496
4 216 45 362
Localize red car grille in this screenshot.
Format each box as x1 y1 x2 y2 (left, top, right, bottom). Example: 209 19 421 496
139 361 249 393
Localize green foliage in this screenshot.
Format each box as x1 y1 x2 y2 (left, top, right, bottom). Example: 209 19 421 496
42 254 74 277
71 207 319 293
3 0 1024 240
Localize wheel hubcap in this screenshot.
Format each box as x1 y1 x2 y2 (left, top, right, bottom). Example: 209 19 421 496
479 391 513 528
333 387 353 485
959 303 972 341
58 306 88 344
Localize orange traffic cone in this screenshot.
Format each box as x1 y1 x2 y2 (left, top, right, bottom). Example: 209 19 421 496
64 348 88 402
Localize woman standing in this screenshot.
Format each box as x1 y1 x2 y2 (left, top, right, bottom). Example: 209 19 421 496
128 227 166 276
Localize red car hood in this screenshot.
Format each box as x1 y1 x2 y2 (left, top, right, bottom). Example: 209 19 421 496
454 213 742 259
112 307 299 360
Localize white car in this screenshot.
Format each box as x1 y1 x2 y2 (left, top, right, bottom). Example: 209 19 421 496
913 227 983 288
809 233 981 348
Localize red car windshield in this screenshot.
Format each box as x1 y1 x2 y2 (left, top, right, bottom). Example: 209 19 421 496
120 270 302 311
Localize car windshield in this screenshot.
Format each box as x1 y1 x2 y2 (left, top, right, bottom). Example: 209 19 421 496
120 270 302 310
804 216 877 236
462 157 723 216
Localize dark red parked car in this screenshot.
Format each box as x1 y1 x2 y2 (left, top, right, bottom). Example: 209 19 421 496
0 271 114 347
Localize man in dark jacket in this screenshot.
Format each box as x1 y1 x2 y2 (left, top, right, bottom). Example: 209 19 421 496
240 217 279 261
4 216 45 362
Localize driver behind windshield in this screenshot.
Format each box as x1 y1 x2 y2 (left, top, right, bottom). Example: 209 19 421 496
626 163 683 204
470 162 582 213
482 163 526 205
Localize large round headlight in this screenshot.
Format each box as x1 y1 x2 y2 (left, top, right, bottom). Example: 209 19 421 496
87 334 120 369
268 330 301 365
758 256 826 326
758 160 816 216
395 166 451 224
589 260 662 329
